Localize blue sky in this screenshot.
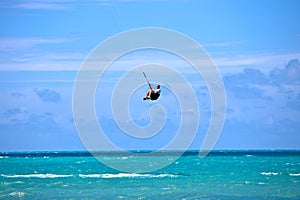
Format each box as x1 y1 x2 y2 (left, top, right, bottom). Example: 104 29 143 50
0 0 300 151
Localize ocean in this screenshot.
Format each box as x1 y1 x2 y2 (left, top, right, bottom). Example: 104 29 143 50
0 151 299 200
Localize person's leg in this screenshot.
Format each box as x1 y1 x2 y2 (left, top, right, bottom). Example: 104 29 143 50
146 90 151 99
143 89 152 100
146 89 151 97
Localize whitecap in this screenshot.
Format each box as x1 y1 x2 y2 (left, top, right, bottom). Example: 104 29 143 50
152 174 178 178
1 174 73 178
15 181 24 184
9 192 25 197
76 161 86 164
289 173 300 177
79 174 102 178
0 156 9 158
258 182 268 185
79 173 178 179
260 172 279 176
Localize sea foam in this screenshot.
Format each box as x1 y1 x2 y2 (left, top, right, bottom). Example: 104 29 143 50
1 174 73 178
289 173 300 176
260 172 279 176
79 173 178 179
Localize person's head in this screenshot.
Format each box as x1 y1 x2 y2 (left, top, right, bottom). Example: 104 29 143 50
156 84 160 89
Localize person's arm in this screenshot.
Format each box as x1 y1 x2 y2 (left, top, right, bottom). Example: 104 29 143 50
149 84 153 90
153 89 160 94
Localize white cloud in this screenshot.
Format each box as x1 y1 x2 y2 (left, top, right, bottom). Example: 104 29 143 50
1 0 161 10
0 35 299 74
0 37 83 71
0 0 75 10
0 37 70 52
0 108 29 125
13 2 68 10
270 59 300 84
212 51 300 73
222 60 300 142
34 88 61 103
203 40 247 48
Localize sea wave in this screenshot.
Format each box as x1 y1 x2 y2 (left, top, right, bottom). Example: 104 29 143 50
9 192 25 197
0 156 9 159
79 173 179 179
258 182 268 185
1 173 73 178
1 173 178 179
289 173 300 176
260 172 279 176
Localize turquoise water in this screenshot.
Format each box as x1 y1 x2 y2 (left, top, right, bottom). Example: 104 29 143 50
0 151 300 199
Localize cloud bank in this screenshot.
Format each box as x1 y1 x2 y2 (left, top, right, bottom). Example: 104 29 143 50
34 89 61 103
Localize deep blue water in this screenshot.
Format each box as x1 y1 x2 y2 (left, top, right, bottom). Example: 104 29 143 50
0 151 300 199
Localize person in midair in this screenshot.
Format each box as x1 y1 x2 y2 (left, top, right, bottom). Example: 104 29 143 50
143 84 161 101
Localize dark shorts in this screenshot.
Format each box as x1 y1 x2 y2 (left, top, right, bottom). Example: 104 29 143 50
150 92 160 100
